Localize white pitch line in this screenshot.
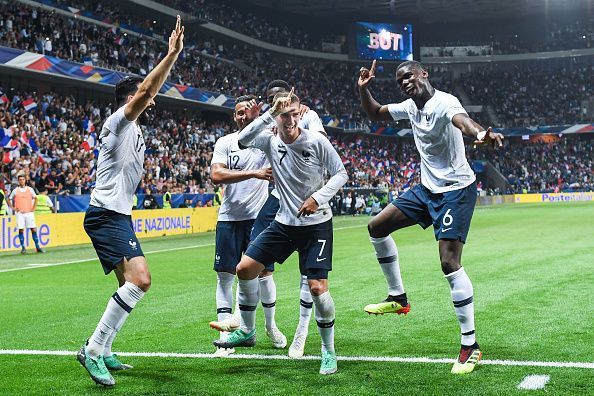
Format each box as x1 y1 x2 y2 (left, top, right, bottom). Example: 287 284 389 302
517 375 551 390
0 224 365 274
0 349 592 369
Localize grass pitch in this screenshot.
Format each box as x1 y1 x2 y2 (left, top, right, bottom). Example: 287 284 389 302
1 203 593 395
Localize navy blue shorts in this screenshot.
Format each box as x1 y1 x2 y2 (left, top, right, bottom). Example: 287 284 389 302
250 194 280 241
214 220 254 273
84 205 144 275
245 219 333 279
393 182 477 242
250 193 280 271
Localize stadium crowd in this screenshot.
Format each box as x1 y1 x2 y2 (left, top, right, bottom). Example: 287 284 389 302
2 1 592 129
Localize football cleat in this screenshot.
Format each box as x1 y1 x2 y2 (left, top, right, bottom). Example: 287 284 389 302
319 351 338 375
213 329 256 349
104 354 133 371
451 344 482 374
288 331 308 358
76 344 115 386
364 296 410 315
36 248 46 254
266 327 287 349
209 314 240 332
212 347 236 357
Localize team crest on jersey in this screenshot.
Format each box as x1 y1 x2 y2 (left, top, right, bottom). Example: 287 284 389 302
302 150 311 162
129 240 138 250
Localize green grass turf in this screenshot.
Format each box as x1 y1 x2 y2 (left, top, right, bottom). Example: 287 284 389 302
1 203 593 395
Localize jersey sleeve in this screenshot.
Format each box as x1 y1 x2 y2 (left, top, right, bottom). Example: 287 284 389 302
8 189 15 200
311 137 348 206
211 137 229 166
238 111 275 150
103 105 134 136
387 101 410 121
303 110 326 134
443 94 468 121
29 187 37 198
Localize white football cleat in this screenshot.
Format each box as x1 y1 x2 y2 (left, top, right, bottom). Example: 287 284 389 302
212 347 235 358
266 327 287 349
288 332 308 358
209 314 240 332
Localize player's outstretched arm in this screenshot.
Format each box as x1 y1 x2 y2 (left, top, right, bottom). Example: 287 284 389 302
358 60 392 122
124 15 185 122
211 164 273 185
452 114 504 147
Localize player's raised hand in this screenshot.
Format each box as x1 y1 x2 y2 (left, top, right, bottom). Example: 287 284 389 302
168 15 185 56
474 127 504 148
245 99 264 119
270 87 295 117
254 167 273 182
297 196 319 218
358 60 376 89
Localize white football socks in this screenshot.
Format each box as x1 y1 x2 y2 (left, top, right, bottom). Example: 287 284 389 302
312 291 335 353
370 236 405 296
216 271 235 322
259 275 277 331
238 278 259 333
296 275 313 335
88 281 144 358
445 267 476 346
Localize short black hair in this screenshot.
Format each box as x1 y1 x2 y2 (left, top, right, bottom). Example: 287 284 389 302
115 76 144 107
235 94 256 105
396 60 425 72
266 80 290 91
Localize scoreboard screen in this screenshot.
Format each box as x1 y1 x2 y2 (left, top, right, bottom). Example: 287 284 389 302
354 22 414 61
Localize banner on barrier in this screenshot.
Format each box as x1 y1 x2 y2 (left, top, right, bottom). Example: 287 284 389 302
0 207 218 252
514 192 594 203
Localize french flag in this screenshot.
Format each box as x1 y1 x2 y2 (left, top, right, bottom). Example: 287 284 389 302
83 118 95 133
81 132 97 151
22 98 37 112
2 138 19 164
38 152 53 164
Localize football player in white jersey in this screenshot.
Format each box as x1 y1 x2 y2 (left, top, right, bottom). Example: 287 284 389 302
214 90 348 375
358 60 503 375
77 16 184 387
209 94 287 357
209 80 327 358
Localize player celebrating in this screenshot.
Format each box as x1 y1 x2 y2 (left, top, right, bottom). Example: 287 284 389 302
358 60 503 374
210 94 286 357
7 174 44 254
214 90 348 375
77 16 184 387
209 80 327 358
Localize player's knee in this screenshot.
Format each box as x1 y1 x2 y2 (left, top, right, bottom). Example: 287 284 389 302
308 280 328 296
368 219 387 238
131 269 151 292
440 260 460 275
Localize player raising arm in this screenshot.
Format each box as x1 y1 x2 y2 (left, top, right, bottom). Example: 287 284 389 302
77 16 184 387
214 89 348 375
358 60 503 375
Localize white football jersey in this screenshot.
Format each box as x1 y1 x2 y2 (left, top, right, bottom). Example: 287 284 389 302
388 90 476 193
240 112 347 226
90 105 145 215
211 132 269 221
269 108 326 199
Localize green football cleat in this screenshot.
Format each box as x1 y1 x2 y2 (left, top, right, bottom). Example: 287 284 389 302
364 297 411 315
451 345 482 374
319 351 337 375
76 345 115 386
104 354 133 371
213 329 256 349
